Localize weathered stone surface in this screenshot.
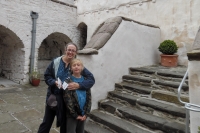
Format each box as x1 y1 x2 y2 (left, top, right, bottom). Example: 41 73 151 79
85 33 112 49
0 103 26 113
13 109 41 122
23 119 42 133
157 70 186 79
0 121 29 133
85 120 114 133
187 49 200 61
151 90 189 105
153 79 188 91
129 67 156 74
78 48 98 55
118 107 185 133
109 91 138 106
123 75 152 83
116 82 155 94
137 97 186 117
99 100 123 114
0 113 15 124
90 110 154 133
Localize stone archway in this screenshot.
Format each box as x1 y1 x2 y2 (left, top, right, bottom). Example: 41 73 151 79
0 25 25 84
78 22 87 49
38 32 72 74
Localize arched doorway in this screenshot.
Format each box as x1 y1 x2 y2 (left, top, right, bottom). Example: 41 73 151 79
78 22 87 49
38 32 72 75
0 25 25 84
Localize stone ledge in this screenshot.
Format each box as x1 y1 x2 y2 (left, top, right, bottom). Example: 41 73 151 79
187 50 200 61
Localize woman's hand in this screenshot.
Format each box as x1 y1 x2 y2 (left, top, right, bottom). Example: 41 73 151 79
68 82 80 90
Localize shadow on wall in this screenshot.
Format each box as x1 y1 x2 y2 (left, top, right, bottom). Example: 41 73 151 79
38 32 72 74
0 25 25 84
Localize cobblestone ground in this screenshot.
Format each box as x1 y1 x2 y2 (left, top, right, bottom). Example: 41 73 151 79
0 80 60 133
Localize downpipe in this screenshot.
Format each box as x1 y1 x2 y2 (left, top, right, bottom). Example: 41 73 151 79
30 11 38 73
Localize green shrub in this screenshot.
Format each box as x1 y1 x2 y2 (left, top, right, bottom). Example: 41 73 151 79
158 40 178 55
198 126 200 133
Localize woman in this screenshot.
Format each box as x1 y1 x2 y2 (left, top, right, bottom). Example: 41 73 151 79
38 42 95 133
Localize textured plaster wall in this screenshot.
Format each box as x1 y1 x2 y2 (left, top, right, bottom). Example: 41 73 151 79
188 61 200 133
78 20 160 109
0 0 79 83
76 0 200 66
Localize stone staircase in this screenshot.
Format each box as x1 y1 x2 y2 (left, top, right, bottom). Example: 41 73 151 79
85 65 188 133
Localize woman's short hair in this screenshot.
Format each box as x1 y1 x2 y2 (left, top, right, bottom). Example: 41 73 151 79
65 42 78 51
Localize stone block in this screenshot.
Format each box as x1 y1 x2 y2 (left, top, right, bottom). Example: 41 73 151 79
85 33 112 50
151 90 189 105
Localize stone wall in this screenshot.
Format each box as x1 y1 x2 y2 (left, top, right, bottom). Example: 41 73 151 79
0 0 80 84
76 0 200 66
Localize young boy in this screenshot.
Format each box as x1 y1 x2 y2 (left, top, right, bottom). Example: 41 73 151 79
63 59 92 133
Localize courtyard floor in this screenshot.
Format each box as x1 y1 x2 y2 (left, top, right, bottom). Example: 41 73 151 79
0 78 59 133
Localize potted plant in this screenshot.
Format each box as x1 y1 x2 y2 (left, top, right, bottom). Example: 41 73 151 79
29 69 41 86
158 40 178 67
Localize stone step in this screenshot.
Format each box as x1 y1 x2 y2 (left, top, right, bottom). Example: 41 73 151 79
129 66 187 79
108 91 138 106
129 67 156 74
122 75 152 84
108 90 186 118
115 82 155 94
153 79 188 91
85 120 115 133
151 90 189 105
89 110 154 133
157 70 186 79
100 101 185 133
137 97 186 118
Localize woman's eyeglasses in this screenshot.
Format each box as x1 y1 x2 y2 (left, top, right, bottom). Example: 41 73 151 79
66 49 76 53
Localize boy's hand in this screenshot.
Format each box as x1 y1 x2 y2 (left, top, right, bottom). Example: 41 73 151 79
76 116 83 120
82 115 87 121
68 82 80 90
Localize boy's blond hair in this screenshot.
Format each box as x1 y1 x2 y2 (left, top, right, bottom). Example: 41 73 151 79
70 59 84 70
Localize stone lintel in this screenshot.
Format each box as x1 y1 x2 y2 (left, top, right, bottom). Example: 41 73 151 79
187 50 200 61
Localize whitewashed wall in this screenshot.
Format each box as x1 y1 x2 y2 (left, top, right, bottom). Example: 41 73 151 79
76 0 200 66
78 20 160 109
0 0 79 83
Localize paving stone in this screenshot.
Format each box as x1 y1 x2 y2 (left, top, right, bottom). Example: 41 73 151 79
0 103 26 113
0 112 15 124
13 109 41 122
0 121 29 133
25 104 45 113
90 110 154 133
0 99 5 104
85 120 115 133
2 97 28 104
23 119 42 133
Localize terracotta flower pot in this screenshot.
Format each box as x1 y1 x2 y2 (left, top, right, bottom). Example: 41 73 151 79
31 78 40 86
160 54 178 67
